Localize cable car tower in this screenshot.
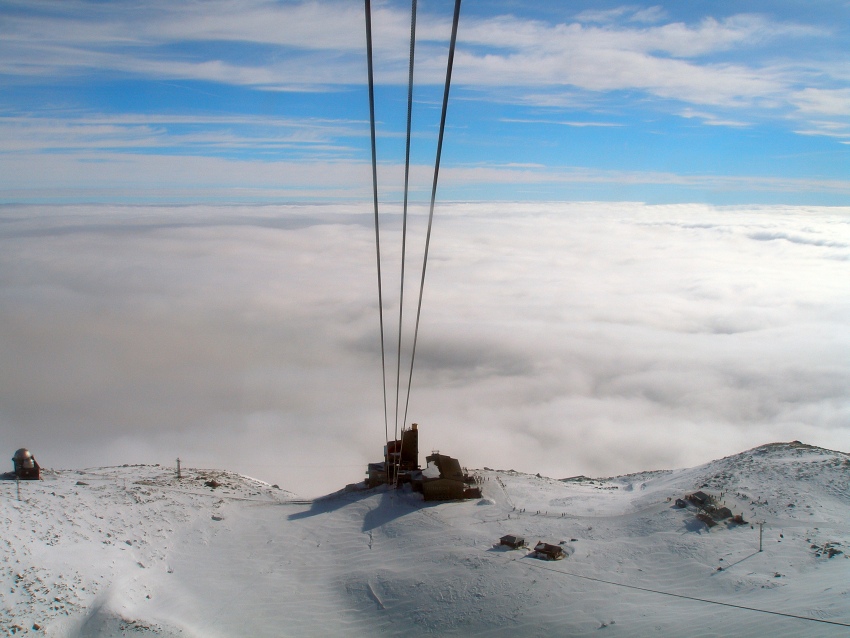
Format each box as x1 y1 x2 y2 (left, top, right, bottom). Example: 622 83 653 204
364 0 462 487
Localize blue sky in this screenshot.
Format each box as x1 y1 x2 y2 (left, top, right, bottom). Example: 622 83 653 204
2 0 849 205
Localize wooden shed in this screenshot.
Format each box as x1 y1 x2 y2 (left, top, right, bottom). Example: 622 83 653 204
499 534 525 549
533 542 566 560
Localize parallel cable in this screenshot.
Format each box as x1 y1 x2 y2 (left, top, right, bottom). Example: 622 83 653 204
392 0 418 488
364 0 389 445
402 0 462 429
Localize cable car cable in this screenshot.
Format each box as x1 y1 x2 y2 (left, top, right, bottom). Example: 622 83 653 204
392 0 418 488
402 0 462 430
394 0 417 452
364 0 390 446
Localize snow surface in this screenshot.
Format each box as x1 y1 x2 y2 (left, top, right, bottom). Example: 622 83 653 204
1 442 848 637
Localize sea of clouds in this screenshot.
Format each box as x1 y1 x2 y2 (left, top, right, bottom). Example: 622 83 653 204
1 202 848 496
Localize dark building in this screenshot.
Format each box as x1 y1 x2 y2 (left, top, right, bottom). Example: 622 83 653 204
425 453 464 481
421 452 481 501
12 448 40 480
364 426 481 501
366 423 421 487
366 462 388 488
421 477 466 501
499 534 525 549
533 542 566 560
686 491 711 508
712 506 733 521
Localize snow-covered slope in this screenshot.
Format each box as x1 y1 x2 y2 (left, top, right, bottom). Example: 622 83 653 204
2 442 848 637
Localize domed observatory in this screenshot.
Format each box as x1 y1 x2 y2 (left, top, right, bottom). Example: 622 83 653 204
12 448 41 480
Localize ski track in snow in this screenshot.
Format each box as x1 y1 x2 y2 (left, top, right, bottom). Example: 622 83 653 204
1 442 848 637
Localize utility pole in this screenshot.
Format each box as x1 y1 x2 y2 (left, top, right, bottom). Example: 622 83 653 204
176 457 182 480
758 522 763 552
16 476 20 501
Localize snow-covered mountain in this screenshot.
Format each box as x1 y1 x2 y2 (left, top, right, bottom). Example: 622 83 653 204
2 442 848 637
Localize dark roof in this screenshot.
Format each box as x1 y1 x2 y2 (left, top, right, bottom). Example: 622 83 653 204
425 453 464 481
534 542 565 556
500 534 524 545
688 491 711 505
712 507 733 520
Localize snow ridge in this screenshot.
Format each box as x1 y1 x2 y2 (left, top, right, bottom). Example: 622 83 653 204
1 443 848 637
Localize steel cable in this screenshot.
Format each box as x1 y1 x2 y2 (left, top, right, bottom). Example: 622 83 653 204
394 0 417 454
392 0 418 488
402 0 462 430
364 0 390 446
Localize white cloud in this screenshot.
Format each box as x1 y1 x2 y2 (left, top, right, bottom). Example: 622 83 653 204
1 202 848 496
500 118 622 127
679 108 750 128
4 149 850 204
455 18 792 107
791 88 850 123
0 114 364 155
0 2 834 106
574 6 670 26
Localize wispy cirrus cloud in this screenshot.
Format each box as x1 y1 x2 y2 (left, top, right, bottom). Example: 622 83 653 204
0 2 836 105
4 148 849 205
679 108 750 128
499 118 622 128
1 1 848 204
0 113 365 156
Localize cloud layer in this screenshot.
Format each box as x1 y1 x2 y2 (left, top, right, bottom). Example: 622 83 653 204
1 202 848 496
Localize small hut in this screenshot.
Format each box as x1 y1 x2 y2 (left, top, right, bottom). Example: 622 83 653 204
533 542 566 560
499 534 525 549
12 449 41 480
